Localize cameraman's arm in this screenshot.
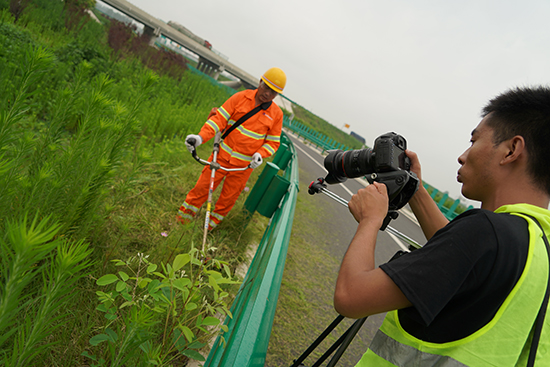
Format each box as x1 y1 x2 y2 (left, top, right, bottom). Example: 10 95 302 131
406 150 449 240
334 183 411 318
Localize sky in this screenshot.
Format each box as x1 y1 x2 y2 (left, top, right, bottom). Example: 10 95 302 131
108 0 550 206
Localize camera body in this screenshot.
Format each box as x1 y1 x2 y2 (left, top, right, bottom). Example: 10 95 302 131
324 132 409 184
323 132 418 211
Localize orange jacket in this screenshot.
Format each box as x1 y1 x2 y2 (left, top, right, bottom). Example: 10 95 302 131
198 89 283 167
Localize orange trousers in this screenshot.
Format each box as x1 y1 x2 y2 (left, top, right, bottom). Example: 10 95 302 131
178 155 253 229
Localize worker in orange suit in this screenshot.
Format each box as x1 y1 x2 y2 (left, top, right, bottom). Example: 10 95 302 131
177 67 286 230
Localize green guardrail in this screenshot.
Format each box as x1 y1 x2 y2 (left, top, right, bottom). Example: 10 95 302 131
283 115 352 153
423 183 473 220
204 132 299 367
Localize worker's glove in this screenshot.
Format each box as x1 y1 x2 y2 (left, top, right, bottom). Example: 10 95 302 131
185 134 203 153
250 152 263 169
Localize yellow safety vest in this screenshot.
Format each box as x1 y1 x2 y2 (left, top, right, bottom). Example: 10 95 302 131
357 203 550 366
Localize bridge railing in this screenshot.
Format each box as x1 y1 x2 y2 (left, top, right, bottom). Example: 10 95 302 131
204 132 299 367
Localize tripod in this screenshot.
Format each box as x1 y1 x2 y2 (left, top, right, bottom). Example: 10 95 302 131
291 178 422 366
290 315 367 367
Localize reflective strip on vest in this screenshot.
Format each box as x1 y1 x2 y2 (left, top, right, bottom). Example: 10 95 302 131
261 142 276 155
358 203 550 367
205 119 221 134
370 330 468 367
265 134 280 142
235 125 265 140
218 106 230 120
220 141 253 162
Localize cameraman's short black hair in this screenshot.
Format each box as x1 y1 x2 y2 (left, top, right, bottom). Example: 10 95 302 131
482 86 550 195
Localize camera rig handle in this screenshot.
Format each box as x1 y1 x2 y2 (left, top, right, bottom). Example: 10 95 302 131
308 177 421 250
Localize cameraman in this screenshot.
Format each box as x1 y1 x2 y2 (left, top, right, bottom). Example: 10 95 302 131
334 86 550 366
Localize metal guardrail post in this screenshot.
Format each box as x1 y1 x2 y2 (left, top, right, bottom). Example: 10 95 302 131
243 162 280 214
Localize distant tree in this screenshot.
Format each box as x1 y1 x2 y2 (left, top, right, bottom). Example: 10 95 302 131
64 0 96 30
9 0 31 21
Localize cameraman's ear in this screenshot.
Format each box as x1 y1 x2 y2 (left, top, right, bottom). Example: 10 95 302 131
500 136 525 165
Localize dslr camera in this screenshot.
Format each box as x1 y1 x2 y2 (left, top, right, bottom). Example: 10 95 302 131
323 132 419 211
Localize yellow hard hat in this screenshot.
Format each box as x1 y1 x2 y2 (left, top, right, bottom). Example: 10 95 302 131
261 67 286 94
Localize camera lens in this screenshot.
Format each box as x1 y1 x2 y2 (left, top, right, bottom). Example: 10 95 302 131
323 148 374 184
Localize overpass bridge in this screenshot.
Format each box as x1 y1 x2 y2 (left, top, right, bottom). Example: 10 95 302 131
99 0 259 89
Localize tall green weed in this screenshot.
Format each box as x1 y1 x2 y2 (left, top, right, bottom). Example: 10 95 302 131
0 214 93 366
0 2 258 365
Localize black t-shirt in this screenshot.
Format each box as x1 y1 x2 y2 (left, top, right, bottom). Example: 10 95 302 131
380 209 529 343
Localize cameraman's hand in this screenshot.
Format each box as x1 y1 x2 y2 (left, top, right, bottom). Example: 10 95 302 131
348 182 388 227
405 149 422 183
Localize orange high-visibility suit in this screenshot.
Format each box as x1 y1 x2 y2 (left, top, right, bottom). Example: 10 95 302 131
178 88 283 229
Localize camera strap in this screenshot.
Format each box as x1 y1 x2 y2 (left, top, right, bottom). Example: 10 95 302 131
221 101 272 140
522 214 550 367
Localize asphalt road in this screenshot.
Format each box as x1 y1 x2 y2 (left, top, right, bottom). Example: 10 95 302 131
279 130 427 365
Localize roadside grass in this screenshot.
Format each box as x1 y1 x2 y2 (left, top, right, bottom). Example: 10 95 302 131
0 8 270 364
42 137 270 366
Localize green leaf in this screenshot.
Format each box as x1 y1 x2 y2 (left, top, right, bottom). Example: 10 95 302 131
96 304 109 313
173 254 190 271
208 275 221 291
115 281 126 292
148 279 161 292
138 277 152 288
89 334 110 346
202 317 220 326
172 329 186 349
180 325 194 342
105 328 118 342
173 278 191 290
185 302 197 311
118 271 129 281
120 301 135 309
105 313 117 320
147 263 158 273
182 349 205 361
96 274 118 286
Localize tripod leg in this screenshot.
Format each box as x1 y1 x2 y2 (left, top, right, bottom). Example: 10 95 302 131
310 317 366 367
290 315 345 367
325 317 367 367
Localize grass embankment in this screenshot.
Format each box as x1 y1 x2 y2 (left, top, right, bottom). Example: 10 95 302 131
0 3 270 365
292 105 365 149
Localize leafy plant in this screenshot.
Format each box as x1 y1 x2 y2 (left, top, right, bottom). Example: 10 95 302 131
85 247 240 366
0 214 93 366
